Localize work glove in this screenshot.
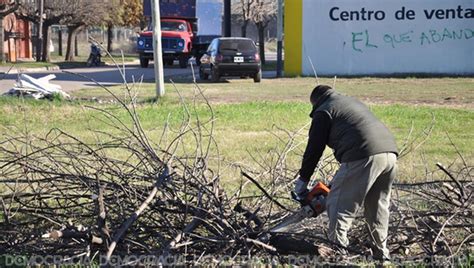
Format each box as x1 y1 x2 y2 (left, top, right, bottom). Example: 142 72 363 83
293 176 309 200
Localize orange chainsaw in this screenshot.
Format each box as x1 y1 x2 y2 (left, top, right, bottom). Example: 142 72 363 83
269 181 331 233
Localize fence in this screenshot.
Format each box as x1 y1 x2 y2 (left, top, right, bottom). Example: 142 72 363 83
49 26 140 58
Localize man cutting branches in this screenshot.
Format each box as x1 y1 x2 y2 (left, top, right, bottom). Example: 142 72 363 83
294 85 398 261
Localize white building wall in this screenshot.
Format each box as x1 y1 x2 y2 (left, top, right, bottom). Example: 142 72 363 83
302 0 474 75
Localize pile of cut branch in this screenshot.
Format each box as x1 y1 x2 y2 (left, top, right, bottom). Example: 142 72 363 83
0 80 472 266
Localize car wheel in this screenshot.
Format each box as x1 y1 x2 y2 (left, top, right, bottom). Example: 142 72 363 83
211 66 220 82
179 57 188 68
140 57 149 68
165 59 174 66
253 69 262 83
199 67 209 80
195 54 202 66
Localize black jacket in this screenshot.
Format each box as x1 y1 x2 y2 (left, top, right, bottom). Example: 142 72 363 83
299 89 398 181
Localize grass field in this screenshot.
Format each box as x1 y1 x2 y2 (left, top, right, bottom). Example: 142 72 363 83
73 76 474 108
1 76 472 185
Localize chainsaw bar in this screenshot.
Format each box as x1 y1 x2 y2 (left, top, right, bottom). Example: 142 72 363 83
269 205 314 233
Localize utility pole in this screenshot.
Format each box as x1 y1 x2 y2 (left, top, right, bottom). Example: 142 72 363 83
223 0 231 37
151 0 165 97
276 0 283 77
36 0 44 62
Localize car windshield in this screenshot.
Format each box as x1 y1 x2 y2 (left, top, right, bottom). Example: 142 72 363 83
219 39 256 53
161 21 187 32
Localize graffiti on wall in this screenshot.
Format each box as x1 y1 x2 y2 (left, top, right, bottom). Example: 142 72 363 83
350 28 473 52
301 0 474 75
330 5 474 52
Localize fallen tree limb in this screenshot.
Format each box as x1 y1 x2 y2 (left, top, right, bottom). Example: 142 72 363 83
105 167 170 260
436 162 466 202
0 69 471 265
241 171 290 211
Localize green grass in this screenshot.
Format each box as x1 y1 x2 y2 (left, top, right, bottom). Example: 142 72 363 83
73 77 474 108
1 92 472 183
2 77 473 185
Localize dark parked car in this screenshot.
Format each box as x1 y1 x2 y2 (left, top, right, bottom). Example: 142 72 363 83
199 37 261 82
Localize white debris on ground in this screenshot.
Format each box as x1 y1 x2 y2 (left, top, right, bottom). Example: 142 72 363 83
3 74 71 100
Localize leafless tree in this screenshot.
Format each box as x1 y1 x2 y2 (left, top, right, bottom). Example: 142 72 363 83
62 0 109 61
103 0 123 53
250 0 276 65
0 0 19 63
17 0 109 62
232 0 255 37
17 0 75 62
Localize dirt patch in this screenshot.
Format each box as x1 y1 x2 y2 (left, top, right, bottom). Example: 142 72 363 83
200 92 474 110
360 97 474 110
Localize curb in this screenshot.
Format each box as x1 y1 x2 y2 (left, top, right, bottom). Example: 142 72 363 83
0 61 141 75
0 65 61 75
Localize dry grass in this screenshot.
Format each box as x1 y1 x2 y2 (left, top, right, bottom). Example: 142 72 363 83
73 77 474 109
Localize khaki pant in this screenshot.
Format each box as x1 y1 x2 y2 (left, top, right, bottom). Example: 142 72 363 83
326 152 397 260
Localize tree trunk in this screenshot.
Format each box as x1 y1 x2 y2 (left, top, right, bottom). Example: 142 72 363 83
107 24 113 52
241 20 248 37
35 22 42 62
74 33 79 57
41 24 51 62
65 27 74 61
58 27 62 56
65 25 82 62
0 3 19 62
0 16 5 63
257 23 265 65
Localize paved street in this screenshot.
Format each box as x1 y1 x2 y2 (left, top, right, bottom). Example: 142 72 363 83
0 64 195 94
0 52 280 94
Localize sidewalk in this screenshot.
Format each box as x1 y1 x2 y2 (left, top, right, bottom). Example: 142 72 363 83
0 60 142 75
0 65 61 75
